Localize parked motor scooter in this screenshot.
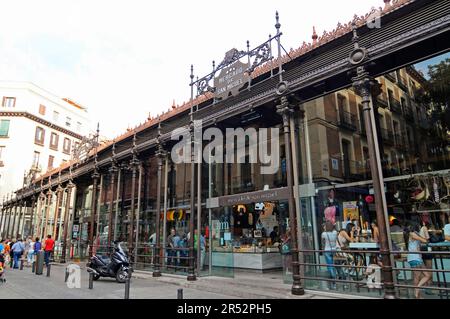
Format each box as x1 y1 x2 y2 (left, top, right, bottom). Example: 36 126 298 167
86 241 131 283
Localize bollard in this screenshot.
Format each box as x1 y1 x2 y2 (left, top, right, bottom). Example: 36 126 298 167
20 259 24 270
177 288 183 299
65 268 69 283
32 261 35 273
46 264 51 277
124 277 130 299
89 272 93 290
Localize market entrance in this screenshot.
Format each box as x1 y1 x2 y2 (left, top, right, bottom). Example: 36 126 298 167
205 187 293 280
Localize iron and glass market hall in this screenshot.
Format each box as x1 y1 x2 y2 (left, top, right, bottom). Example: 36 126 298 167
1 0 449 299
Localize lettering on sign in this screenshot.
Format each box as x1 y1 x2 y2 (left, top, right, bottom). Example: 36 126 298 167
214 60 250 100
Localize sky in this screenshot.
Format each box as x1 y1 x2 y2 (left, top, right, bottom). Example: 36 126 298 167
0 0 384 139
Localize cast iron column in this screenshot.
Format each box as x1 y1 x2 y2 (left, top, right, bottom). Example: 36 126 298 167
153 147 164 277
61 181 74 263
89 171 99 257
53 185 63 240
10 203 18 239
188 117 197 281
43 189 53 238
128 158 139 258
349 22 395 299
353 71 396 299
29 195 36 238
6 203 14 238
276 96 305 295
17 200 24 238
108 165 117 245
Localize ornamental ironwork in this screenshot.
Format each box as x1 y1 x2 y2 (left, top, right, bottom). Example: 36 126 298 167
191 12 284 101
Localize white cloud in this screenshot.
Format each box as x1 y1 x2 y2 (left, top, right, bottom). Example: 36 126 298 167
0 0 382 138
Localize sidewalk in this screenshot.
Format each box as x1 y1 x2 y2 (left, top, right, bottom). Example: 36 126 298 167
51 262 376 299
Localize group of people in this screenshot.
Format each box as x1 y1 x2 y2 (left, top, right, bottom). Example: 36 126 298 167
321 215 450 298
165 228 206 270
0 235 56 271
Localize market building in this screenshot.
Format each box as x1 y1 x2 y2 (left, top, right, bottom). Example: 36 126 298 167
1 0 449 299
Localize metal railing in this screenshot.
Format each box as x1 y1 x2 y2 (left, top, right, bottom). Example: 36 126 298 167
296 245 450 299
380 128 395 145
338 110 357 131
389 98 402 114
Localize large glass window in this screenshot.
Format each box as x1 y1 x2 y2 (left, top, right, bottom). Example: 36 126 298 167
301 52 450 298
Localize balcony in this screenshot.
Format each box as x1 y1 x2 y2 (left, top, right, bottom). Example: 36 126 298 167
403 106 415 122
389 98 402 114
394 133 409 151
385 72 397 83
337 110 357 131
377 93 389 108
380 128 394 145
398 76 408 91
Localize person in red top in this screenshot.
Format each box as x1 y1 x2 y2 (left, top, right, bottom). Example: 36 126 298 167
43 235 55 267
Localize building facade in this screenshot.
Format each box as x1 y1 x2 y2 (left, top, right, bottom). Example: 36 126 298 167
1 0 449 299
0 81 91 200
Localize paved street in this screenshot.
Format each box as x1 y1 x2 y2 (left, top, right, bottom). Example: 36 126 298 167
0 262 356 299
0 264 235 299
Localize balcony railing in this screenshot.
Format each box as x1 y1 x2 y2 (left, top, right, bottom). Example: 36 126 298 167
380 128 394 145
385 72 397 83
404 106 415 122
398 76 408 91
377 93 389 108
389 98 402 114
393 133 409 151
337 110 357 131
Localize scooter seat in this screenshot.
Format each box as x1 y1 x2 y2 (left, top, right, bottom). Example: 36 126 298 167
98 255 111 264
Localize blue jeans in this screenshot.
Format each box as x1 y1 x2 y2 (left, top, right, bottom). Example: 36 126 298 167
44 251 52 266
13 251 22 269
324 252 337 279
324 252 345 280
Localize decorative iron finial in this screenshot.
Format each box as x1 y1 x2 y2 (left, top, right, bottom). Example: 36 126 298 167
275 11 281 32
312 26 318 44
190 64 194 81
172 99 176 109
352 22 360 49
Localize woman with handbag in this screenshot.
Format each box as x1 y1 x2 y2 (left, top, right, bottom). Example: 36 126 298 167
321 221 340 290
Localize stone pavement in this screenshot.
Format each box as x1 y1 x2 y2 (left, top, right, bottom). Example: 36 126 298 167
0 262 373 299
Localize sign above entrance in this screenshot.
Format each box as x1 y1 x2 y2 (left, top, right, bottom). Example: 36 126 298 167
214 58 250 100
191 12 286 102
206 187 290 208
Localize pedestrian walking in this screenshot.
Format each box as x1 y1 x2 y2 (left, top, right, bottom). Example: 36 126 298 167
25 237 35 266
11 238 25 269
3 240 11 268
8 239 15 268
43 235 55 267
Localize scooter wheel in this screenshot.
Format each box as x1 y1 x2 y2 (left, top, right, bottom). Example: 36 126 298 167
116 267 128 283
93 274 100 281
